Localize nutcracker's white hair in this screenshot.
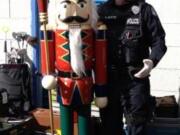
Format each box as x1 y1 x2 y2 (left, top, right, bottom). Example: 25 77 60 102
47 0 56 28
89 0 99 30
69 28 85 76
47 0 98 30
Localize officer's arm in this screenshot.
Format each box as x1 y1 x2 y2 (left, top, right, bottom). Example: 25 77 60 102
143 4 167 67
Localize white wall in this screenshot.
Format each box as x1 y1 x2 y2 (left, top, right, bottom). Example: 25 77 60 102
147 0 180 100
0 0 32 64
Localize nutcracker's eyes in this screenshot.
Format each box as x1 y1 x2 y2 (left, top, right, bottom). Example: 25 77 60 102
60 0 87 9
60 0 71 8
64 4 67 8
62 3 67 8
77 0 87 8
78 2 85 8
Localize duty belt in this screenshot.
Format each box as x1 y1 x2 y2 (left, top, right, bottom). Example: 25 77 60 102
125 114 147 125
57 70 92 79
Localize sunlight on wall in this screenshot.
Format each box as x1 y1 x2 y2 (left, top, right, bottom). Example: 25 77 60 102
147 0 180 100
0 0 32 64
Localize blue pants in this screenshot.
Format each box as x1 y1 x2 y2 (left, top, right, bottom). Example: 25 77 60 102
100 70 153 135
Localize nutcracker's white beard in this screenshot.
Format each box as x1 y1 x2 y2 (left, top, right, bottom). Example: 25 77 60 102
69 28 85 76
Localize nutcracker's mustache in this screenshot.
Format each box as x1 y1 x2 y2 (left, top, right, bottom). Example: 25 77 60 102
59 15 89 23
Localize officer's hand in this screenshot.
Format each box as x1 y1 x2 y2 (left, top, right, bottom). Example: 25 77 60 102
41 75 57 90
134 59 154 79
95 97 108 108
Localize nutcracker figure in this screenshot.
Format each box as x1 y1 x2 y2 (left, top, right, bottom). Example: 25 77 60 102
37 0 108 135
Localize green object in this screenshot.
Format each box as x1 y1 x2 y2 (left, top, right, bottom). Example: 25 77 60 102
60 104 91 135
78 105 91 135
60 104 73 135
78 112 90 135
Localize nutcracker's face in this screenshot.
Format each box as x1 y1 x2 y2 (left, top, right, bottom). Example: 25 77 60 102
56 0 91 25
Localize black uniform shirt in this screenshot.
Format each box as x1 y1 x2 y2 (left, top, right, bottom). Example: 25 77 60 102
98 1 167 69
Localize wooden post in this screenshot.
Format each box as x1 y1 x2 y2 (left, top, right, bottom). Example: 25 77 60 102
36 0 54 134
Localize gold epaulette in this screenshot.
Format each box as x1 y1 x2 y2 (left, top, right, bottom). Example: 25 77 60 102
97 22 107 30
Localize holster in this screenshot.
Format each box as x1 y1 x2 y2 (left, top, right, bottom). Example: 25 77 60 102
125 113 146 125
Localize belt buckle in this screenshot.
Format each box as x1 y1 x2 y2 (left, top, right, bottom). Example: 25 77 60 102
70 71 81 79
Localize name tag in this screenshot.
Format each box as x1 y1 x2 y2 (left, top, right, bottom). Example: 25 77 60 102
105 16 117 19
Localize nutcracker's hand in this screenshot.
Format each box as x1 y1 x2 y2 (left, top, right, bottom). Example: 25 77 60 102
94 84 108 108
41 75 57 90
134 59 154 79
95 97 108 108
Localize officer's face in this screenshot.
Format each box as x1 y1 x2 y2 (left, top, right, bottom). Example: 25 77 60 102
115 0 128 6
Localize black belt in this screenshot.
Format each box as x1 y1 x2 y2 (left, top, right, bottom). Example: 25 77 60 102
58 70 92 79
108 65 142 80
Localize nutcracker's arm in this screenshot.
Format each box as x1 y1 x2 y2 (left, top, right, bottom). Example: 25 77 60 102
40 25 56 75
94 23 108 108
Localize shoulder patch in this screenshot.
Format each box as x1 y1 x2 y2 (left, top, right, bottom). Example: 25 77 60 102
131 5 140 15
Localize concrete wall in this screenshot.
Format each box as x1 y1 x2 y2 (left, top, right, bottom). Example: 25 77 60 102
147 0 180 100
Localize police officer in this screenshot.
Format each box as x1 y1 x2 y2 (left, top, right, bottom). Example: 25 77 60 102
98 0 167 135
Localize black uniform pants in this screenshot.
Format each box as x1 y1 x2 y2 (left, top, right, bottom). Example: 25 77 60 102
100 70 152 135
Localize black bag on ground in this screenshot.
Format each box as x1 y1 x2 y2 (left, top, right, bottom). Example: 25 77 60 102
0 64 31 117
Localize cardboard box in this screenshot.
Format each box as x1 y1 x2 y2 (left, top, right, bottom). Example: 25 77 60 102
31 108 78 135
31 108 60 130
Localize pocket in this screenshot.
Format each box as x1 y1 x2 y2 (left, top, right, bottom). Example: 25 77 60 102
121 27 142 64
125 43 140 64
